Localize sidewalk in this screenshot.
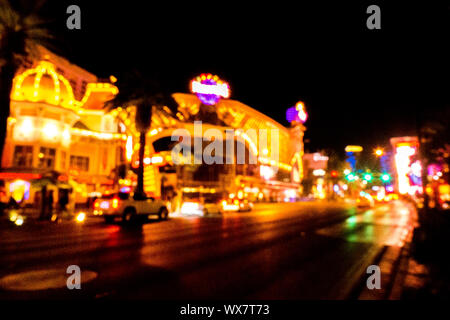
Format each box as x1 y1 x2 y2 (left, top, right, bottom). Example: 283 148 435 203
357 208 450 300
355 201 429 300
402 208 450 299
356 225 416 300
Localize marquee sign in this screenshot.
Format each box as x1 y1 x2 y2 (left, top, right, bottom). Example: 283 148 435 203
190 73 230 105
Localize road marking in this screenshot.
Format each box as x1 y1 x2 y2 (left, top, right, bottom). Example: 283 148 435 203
0 268 97 291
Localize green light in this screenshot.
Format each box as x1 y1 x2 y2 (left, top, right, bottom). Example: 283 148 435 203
381 174 390 182
346 173 355 181
346 215 358 228
363 173 373 181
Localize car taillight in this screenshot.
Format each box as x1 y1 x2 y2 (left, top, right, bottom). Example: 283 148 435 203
112 198 120 209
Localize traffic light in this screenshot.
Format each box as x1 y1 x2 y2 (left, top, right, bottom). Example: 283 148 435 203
346 173 356 181
381 173 391 182
330 170 338 178
363 173 373 182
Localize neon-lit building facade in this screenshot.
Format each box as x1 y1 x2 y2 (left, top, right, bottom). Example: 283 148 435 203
1 46 123 205
111 72 306 204
113 78 306 203
302 152 329 199
118 91 306 203
1 49 305 208
390 136 421 195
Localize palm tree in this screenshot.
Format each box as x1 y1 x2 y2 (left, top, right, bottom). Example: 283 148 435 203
106 70 178 198
0 0 53 168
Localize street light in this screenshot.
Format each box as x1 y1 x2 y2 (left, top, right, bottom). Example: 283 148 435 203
374 148 384 157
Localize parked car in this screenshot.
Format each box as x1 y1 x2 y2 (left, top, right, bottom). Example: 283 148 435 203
94 192 169 223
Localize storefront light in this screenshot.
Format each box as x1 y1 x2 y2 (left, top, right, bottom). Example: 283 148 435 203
43 122 59 140
18 118 34 139
260 165 275 180
62 128 71 146
151 156 163 164
150 129 159 136
313 169 326 176
10 179 30 202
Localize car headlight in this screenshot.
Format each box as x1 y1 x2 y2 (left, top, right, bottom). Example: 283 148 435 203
181 202 204 215
76 212 86 223
9 210 18 222
14 215 24 226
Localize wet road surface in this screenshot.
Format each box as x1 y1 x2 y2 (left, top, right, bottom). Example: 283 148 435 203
0 200 416 299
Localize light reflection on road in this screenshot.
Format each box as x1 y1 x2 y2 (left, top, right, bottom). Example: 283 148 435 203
0 199 417 299
316 200 417 247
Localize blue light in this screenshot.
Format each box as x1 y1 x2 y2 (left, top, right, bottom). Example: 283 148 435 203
120 186 131 193
286 106 300 123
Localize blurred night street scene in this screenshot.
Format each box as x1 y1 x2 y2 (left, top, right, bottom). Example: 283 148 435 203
0 0 449 303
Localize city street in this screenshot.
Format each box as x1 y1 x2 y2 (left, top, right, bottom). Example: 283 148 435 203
0 200 416 299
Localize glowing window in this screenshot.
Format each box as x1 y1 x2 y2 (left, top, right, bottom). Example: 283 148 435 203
38 147 56 169
13 145 33 167
70 155 89 172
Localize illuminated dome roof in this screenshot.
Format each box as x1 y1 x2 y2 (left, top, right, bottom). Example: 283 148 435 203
11 60 77 109
11 60 118 110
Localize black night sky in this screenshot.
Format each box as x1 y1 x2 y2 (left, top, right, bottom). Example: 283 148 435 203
31 1 450 157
